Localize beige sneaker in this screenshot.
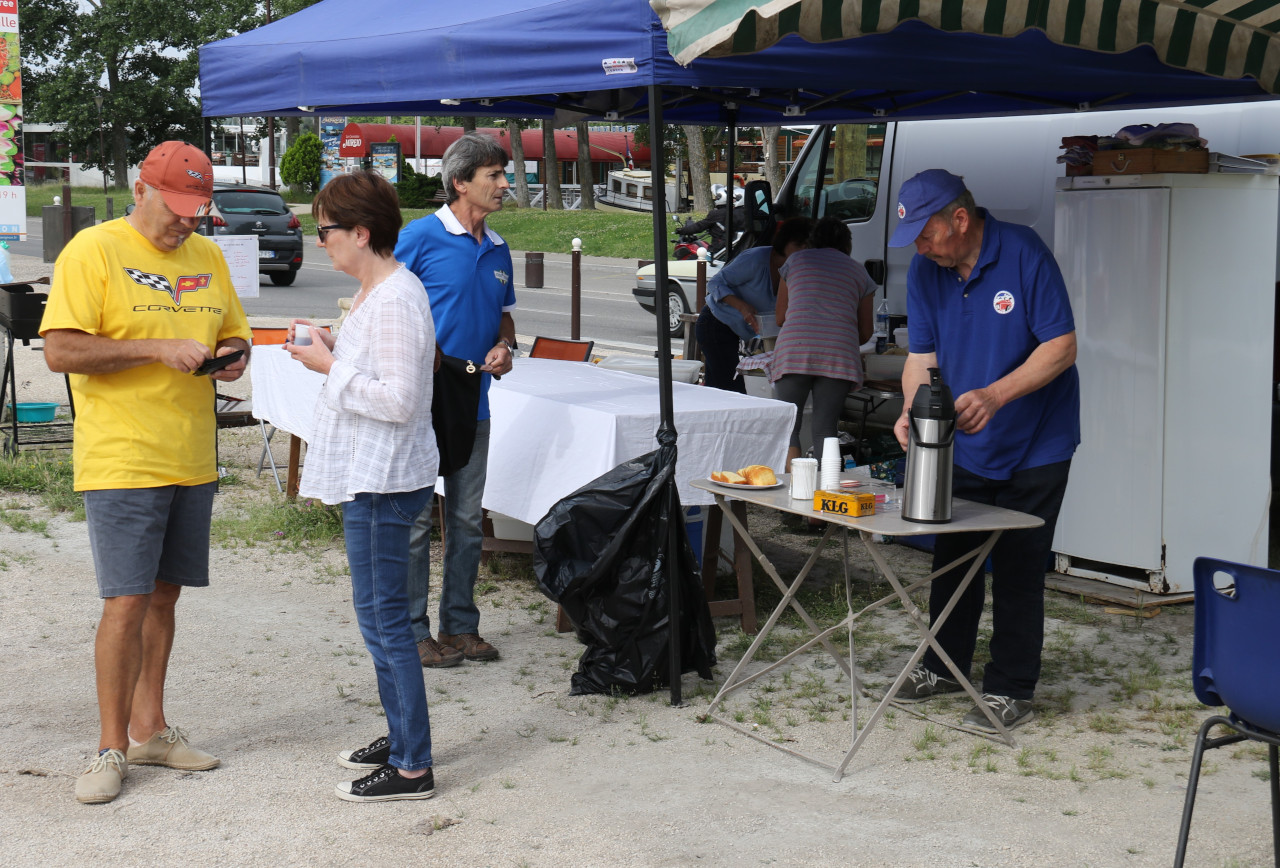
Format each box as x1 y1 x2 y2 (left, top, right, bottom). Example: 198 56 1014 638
127 726 220 771
75 749 127 804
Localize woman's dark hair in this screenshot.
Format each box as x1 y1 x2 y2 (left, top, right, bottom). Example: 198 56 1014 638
810 216 853 255
772 216 816 255
313 171 402 257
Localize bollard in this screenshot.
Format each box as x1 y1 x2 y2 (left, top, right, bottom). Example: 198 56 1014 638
570 238 582 341
525 251 544 288
62 184 73 255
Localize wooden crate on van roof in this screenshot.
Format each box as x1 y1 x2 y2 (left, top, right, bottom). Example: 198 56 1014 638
1092 148 1209 176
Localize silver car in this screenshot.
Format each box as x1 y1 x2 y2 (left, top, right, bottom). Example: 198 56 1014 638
632 259 723 338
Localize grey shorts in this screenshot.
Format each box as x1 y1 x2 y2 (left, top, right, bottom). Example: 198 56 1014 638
83 482 218 598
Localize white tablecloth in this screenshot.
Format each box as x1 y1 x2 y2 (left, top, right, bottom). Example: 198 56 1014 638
248 343 323 439
484 358 795 524
248 353 796 524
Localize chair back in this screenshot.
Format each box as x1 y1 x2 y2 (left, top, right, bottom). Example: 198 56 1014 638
1191 557 1280 732
529 336 594 362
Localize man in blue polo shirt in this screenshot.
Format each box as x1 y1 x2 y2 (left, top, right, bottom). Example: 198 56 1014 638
888 169 1080 732
398 132 516 668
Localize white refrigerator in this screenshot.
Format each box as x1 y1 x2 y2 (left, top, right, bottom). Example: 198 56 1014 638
1052 172 1277 594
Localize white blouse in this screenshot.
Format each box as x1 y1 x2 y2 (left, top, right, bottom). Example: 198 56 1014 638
299 265 438 504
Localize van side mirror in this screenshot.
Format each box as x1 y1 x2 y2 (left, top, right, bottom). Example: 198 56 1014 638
865 258 886 286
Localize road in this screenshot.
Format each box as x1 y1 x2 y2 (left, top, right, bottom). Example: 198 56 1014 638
15 218 671 357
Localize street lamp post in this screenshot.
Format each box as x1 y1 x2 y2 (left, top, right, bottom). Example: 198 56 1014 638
93 94 106 195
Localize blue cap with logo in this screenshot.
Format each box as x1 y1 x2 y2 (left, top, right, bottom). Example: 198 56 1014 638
888 169 968 248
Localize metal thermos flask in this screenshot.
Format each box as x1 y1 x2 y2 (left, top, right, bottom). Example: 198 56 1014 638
902 367 955 523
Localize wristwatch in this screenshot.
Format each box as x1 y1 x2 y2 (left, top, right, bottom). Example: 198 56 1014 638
496 338 514 353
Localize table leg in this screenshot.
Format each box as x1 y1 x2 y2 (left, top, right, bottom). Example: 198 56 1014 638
286 434 301 501
701 499 759 634
830 530 1010 782
716 498 851 675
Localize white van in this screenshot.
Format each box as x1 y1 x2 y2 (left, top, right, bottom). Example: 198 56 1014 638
773 103 1280 319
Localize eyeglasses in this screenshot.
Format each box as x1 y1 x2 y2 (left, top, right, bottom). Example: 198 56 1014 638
317 224 347 242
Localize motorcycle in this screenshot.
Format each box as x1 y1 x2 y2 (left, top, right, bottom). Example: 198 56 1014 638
671 214 714 261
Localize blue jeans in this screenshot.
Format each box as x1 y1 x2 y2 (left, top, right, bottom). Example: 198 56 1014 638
922 460 1072 700
408 418 489 640
342 487 434 771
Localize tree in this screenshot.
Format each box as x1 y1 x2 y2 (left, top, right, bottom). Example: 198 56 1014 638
503 120 531 208
682 126 712 213
280 132 322 194
760 126 783 195
22 0 259 185
575 121 595 210
542 120 562 210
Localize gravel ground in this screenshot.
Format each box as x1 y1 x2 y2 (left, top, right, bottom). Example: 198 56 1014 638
0 251 1275 867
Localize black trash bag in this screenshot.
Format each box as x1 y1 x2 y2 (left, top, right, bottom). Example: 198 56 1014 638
534 444 717 695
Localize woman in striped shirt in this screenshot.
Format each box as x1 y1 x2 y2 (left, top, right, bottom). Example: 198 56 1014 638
771 217 875 468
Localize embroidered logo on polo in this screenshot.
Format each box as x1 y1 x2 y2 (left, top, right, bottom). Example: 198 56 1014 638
124 268 211 305
494 269 510 286
993 290 1015 314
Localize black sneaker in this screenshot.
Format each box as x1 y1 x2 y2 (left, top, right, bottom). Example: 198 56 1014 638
335 765 435 802
893 664 964 703
337 736 389 770
962 694 1035 732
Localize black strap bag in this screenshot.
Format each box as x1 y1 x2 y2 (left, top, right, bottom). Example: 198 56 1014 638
432 354 482 477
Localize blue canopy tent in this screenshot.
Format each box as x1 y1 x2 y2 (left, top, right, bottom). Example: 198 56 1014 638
199 0 1277 701
200 0 1274 121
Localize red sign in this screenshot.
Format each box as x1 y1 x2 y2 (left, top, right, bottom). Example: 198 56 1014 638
0 1 16 15
337 123 366 157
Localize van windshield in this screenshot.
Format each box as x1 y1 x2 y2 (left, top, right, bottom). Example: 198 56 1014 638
782 124 885 223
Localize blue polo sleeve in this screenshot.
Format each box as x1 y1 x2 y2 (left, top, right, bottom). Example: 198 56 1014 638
905 255 938 354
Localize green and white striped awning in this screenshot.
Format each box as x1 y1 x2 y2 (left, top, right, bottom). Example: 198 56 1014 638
651 0 1280 94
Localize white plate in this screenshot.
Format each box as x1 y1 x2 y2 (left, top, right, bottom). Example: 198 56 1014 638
706 477 784 491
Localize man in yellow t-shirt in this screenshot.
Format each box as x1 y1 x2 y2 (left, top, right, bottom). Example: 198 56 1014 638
40 141 251 805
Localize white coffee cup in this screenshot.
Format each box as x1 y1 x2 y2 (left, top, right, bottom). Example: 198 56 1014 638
790 458 818 500
293 324 312 346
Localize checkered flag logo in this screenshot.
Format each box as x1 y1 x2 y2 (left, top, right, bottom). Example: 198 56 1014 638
124 267 176 301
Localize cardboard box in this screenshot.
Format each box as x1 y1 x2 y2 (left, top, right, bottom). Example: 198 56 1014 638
1092 148 1209 176
813 489 875 517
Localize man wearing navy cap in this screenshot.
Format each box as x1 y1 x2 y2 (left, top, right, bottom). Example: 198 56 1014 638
888 169 1080 732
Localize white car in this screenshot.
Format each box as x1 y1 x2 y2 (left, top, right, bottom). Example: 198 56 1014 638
632 258 724 338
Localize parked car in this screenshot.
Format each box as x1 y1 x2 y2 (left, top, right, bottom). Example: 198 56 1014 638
632 258 723 338
198 182 303 286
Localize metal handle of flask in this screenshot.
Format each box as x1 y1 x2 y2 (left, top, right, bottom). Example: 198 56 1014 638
909 413 956 449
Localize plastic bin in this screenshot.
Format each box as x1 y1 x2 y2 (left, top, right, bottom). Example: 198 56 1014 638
595 355 703 383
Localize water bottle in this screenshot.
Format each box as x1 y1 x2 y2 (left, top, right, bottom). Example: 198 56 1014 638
874 298 890 353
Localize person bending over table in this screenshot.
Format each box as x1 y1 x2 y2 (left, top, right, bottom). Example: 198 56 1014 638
771 217 875 470
694 216 814 392
888 169 1079 733
287 171 440 803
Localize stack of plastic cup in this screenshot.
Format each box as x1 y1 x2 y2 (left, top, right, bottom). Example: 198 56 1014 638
819 437 842 491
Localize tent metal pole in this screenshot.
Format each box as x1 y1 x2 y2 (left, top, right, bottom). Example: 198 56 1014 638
648 84 682 707
725 108 736 262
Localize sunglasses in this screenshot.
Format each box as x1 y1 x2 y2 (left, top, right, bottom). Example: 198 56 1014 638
317 224 347 242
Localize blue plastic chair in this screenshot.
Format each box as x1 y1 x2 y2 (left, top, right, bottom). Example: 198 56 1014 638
1174 557 1280 867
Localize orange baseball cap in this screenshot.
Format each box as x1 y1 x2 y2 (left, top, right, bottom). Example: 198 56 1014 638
138 141 213 217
